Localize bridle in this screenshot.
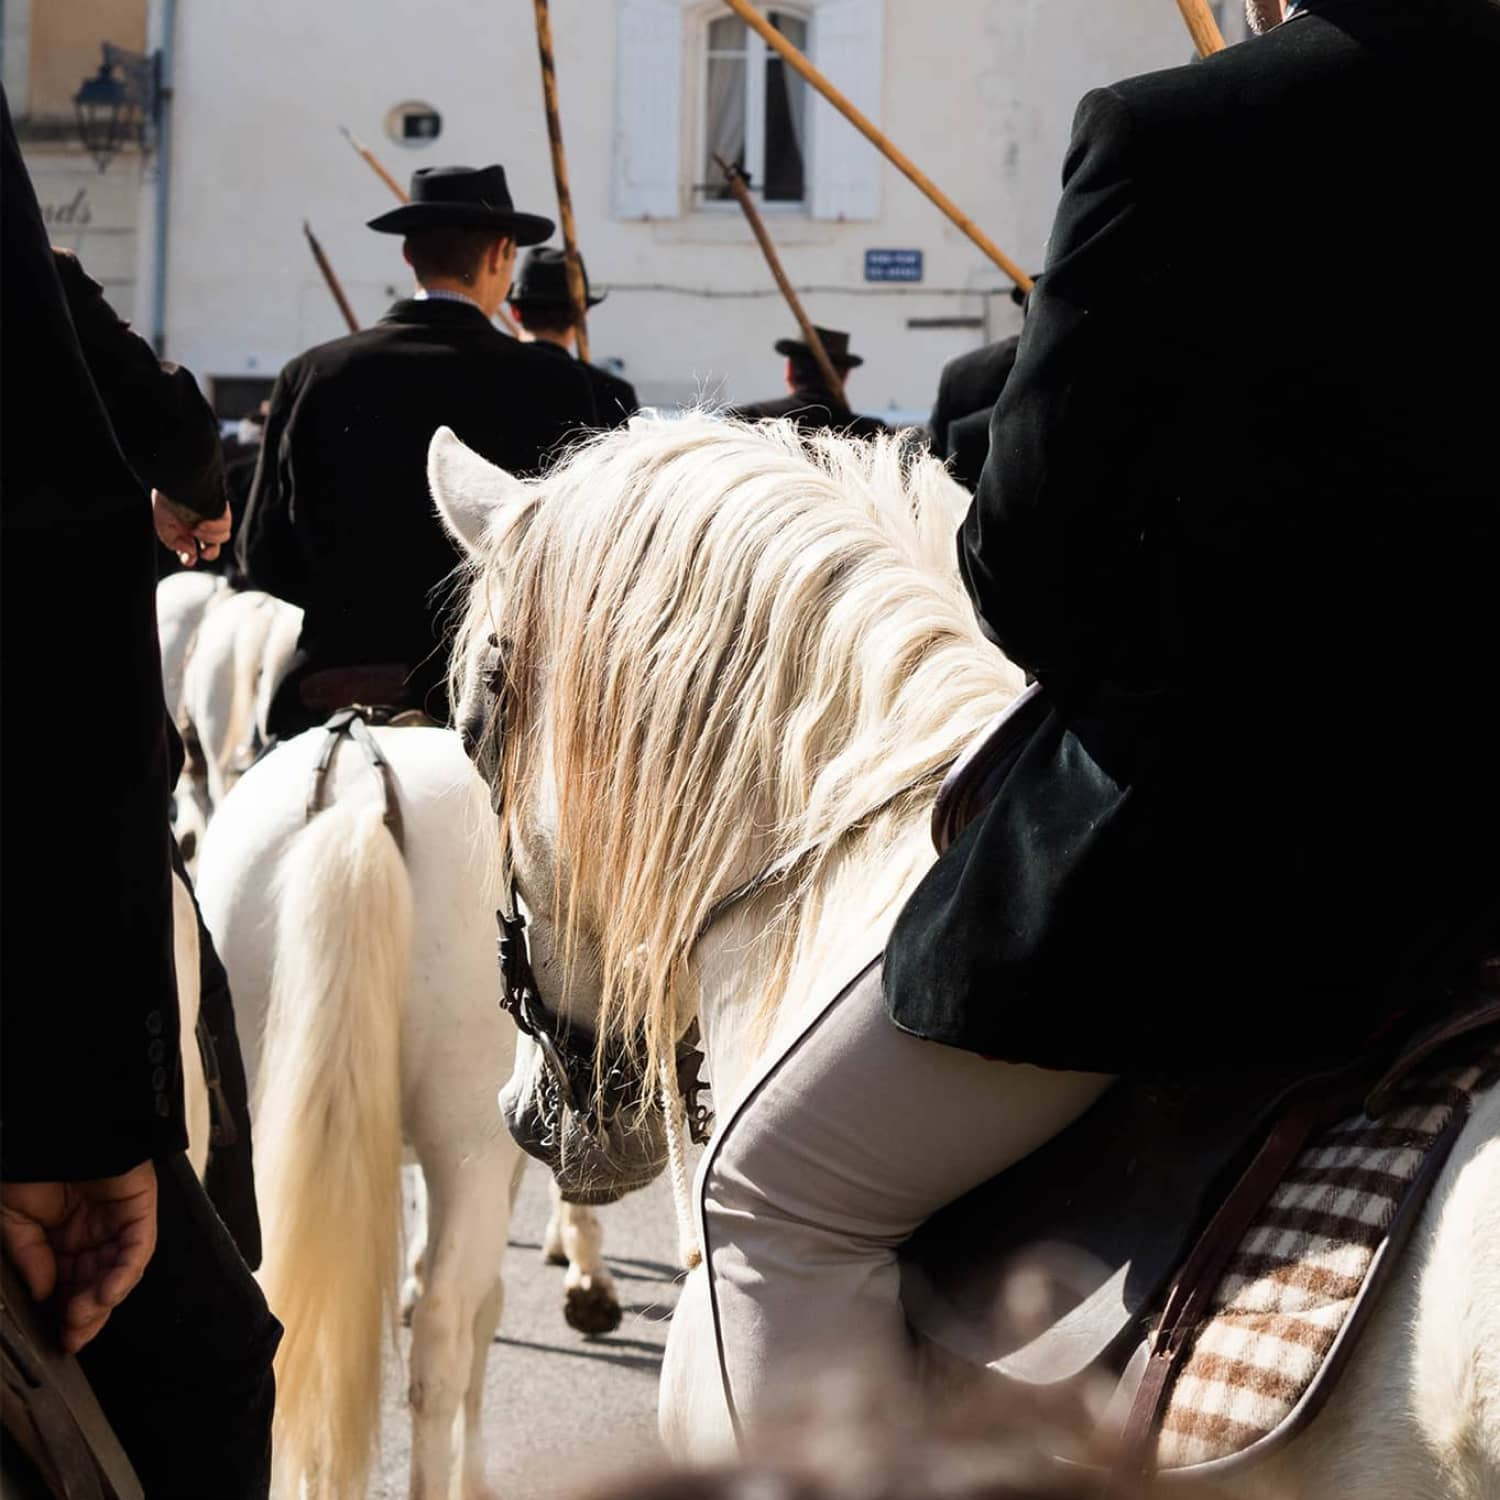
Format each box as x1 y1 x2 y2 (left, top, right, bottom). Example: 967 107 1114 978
478 629 960 1155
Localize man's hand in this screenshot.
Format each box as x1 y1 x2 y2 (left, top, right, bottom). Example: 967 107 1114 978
1 1162 158 1353
153 489 232 568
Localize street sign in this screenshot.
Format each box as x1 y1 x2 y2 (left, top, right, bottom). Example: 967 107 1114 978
864 248 924 283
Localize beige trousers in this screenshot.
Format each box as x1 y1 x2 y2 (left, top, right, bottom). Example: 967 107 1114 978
699 959 1112 1436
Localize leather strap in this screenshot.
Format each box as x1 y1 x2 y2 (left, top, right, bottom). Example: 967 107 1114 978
1114 1076 1350 1481
304 706 407 856
0 1257 143 1500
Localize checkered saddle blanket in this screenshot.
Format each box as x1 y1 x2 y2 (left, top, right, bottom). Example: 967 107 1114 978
1145 1039 1500 1474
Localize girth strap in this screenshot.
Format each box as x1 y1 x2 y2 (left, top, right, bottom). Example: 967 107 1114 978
304 706 409 855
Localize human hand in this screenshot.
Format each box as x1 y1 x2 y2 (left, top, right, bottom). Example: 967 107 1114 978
153 489 232 567
1 1162 159 1353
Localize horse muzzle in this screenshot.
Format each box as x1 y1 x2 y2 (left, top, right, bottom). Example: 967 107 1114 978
499 1055 670 1206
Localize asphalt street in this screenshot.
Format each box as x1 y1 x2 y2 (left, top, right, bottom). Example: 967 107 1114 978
373 1161 688 1499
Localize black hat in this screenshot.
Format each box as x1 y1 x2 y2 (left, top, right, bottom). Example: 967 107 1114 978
774 326 863 369
506 246 606 309
367 164 554 244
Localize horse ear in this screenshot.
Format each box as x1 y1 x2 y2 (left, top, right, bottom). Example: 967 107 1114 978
428 427 529 558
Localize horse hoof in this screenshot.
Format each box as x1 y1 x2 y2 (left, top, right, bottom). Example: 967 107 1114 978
564 1283 622 1337
543 1247 569 1268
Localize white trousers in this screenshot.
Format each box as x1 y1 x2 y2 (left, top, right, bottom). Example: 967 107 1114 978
699 959 1112 1435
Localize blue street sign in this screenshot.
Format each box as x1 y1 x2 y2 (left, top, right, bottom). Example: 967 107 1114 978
864 248 924 283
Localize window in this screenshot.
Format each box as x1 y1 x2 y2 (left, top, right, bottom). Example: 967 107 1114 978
701 9 808 206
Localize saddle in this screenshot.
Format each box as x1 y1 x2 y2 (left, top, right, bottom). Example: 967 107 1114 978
903 708 1500 1479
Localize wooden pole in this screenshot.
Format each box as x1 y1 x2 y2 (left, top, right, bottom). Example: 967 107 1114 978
721 0 1031 292
530 0 591 363
714 154 845 404
1175 0 1228 57
339 124 409 203
339 124 521 336
303 220 360 334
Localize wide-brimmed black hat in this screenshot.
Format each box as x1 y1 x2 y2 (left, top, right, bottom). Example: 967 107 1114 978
367 164 554 244
774 325 863 369
506 246 606 309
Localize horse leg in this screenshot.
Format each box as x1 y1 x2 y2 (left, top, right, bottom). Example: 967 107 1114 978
557 1199 622 1337
543 1176 568 1265
407 1145 516 1500
461 1276 505 1500
401 1165 428 1325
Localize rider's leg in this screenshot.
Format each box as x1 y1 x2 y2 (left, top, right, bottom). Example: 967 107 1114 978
700 961 1111 1436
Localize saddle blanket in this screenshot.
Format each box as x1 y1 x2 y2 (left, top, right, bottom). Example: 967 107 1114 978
1154 1042 1500 1471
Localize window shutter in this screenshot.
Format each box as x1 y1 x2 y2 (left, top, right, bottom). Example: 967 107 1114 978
808 0 883 221
612 0 684 220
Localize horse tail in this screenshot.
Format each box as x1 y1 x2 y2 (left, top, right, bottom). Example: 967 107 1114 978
254 797 410 1500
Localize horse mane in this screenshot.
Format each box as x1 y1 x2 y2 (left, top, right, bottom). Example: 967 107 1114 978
454 412 1023 1095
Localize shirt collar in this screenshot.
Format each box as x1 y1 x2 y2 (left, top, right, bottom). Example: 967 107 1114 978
414 286 487 315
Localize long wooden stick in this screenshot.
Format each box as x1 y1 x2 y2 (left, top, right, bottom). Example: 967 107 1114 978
339 123 521 336
714 154 845 403
721 0 1031 293
531 0 591 363
1175 0 1228 57
303 220 360 334
339 124 408 203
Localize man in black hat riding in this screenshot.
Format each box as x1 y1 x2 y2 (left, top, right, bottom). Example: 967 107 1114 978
239 165 598 737
508 246 640 429
732 326 890 439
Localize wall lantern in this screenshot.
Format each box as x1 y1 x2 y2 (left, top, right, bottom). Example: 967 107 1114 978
73 44 161 172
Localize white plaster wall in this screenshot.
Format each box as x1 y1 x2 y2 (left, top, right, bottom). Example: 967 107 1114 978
164 0 1198 416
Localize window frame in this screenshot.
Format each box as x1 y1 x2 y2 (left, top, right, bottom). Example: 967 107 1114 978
694 2 812 216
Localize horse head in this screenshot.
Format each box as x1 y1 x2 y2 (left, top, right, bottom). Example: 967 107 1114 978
431 426 675 1205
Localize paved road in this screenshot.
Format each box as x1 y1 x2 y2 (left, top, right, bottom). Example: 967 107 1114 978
373 1161 687 1499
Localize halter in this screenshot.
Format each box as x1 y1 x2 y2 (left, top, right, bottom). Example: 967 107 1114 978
478 623 962 1155
492 755 954 1152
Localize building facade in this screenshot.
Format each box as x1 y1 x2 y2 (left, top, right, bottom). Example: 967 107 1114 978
21 0 1249 420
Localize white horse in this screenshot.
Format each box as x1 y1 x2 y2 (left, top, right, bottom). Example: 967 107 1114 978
434 414 1500 1500
193 719 622 1500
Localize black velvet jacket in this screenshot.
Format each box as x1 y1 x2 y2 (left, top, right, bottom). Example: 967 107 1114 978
1 99 191 1177
886 0 1500 1075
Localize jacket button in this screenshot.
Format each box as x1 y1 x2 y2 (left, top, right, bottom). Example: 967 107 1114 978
148 1040 165 1064
146 1011 164 1036
151 1067 167 1091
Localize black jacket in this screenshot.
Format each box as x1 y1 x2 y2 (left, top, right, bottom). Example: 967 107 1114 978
732 387 892 440
528 341 640 428
238 298 597 716
1 99 191 1178
887 0 1500 1075
928 336 1019 491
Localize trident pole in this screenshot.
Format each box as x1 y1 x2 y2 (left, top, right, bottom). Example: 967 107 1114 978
302 221 360 334
531 0 591 362
714 155 845 403
721 0 1031 292
1175 0 1228 56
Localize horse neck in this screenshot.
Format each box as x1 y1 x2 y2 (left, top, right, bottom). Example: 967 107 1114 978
692 803 939 1110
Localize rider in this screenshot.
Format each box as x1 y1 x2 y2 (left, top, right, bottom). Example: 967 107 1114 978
731 326 892 439
239 164 598 737
2 95 279 1497
702 0 1500 1435
508 245 641 428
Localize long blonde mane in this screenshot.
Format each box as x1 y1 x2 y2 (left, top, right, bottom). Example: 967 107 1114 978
454 413 1023 1092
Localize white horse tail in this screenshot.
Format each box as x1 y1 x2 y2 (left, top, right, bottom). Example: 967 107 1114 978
255 799 411 1500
